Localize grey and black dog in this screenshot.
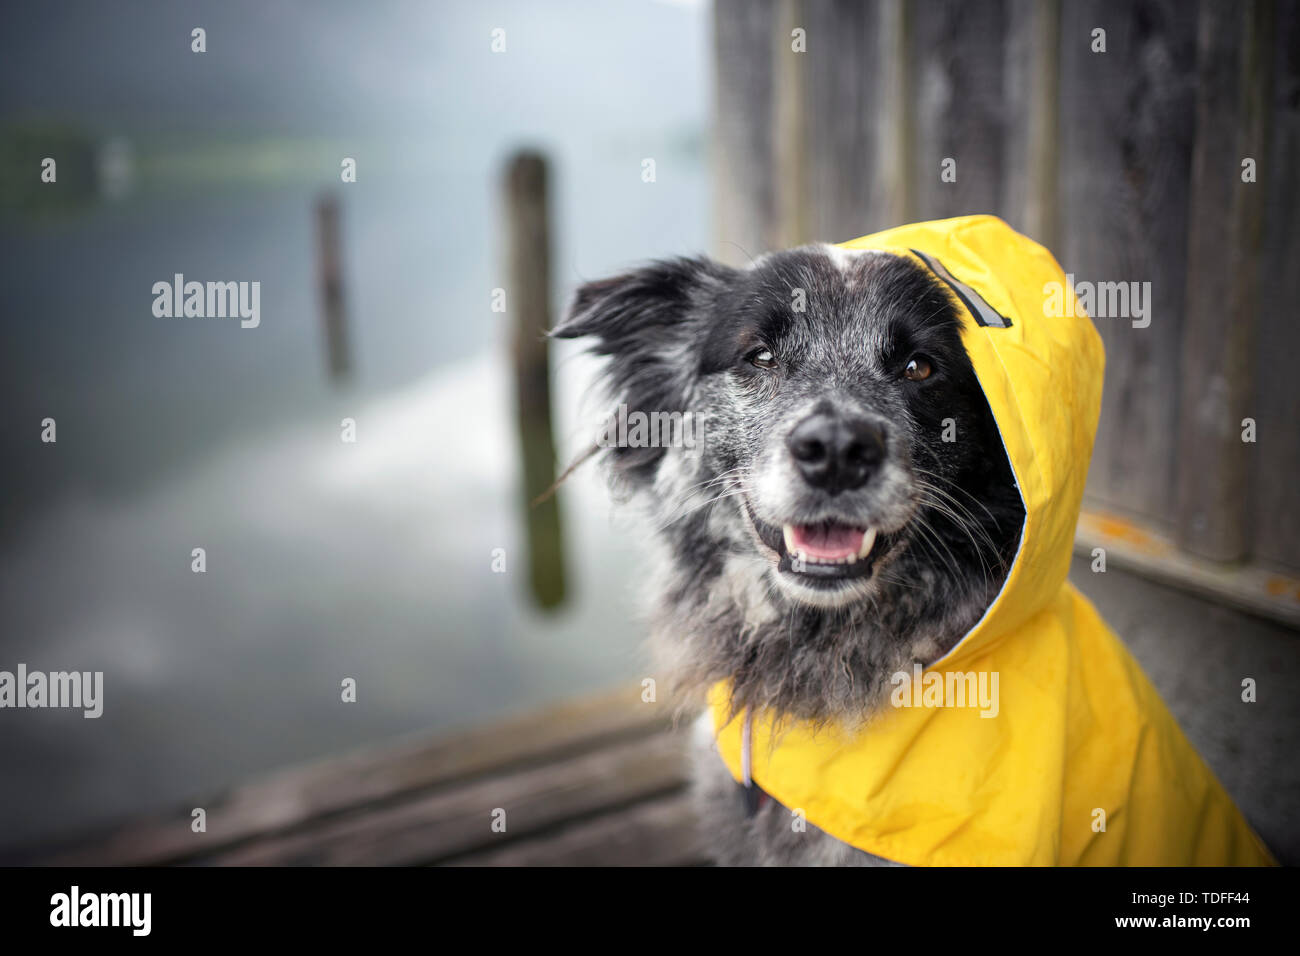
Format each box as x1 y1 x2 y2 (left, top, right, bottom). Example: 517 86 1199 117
554 246 1025 865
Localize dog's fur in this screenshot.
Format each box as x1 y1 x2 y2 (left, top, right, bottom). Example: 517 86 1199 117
555 246 1026 865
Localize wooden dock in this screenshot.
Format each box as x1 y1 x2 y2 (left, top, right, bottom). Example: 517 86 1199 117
31 686 703 867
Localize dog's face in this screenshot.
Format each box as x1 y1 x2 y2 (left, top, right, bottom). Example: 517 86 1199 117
696 248 1003 609
558 246 1019 613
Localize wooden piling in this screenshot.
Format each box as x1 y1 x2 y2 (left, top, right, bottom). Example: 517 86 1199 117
315 194 352 383
505 151 566 609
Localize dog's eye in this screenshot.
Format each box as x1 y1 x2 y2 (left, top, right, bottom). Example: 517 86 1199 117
747 347 777 370
903 356 933 381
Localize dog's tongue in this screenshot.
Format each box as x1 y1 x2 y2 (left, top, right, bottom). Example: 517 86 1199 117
790 522 866 560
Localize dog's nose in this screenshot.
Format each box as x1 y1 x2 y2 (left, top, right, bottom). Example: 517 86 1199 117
786 412 886 494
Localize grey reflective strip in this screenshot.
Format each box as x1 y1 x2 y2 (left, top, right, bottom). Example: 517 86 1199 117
910 249 1011 328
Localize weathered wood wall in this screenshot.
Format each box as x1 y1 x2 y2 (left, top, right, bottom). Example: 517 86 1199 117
714 0 1299 572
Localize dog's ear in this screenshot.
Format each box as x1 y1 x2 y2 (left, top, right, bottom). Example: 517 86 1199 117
553 255 733 342
553 256 735 484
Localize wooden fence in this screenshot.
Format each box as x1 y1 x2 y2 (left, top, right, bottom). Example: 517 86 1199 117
714 0 1299 578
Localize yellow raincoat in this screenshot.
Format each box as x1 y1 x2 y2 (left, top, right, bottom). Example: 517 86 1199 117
710 215 1275 866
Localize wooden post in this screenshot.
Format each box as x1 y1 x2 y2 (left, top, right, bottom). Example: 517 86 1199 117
315 194 352 382
506 151 566 609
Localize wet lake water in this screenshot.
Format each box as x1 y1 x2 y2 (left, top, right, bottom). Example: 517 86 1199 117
0 0 709 848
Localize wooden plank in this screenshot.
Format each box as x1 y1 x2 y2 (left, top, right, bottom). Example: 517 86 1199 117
445 793 704 867
33 685 667 866
878 0 916 227
908 0 1011 223
772 0 809 246
1057 0 1197 529
903 0 1057 241
1019 0 1061 249
715 0 1064 246
800 0 894 241
196 729 689 867
713 0 780 262
1176 0 1272 561
1250 0 1300 571
1076 509 1300 628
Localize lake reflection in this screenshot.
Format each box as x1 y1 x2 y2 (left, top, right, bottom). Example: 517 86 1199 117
0 0 708 848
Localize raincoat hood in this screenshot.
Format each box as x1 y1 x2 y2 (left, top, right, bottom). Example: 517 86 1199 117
709 215 1275 866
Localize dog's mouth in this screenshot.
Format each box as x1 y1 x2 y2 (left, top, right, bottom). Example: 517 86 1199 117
741 498 893 584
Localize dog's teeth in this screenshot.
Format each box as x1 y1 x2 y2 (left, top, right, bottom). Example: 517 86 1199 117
782 524 797 554
846 553 857 565
858 527 878 558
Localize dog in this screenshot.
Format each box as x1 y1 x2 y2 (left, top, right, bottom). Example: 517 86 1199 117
554 217 1275 867
555 240 1023 865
